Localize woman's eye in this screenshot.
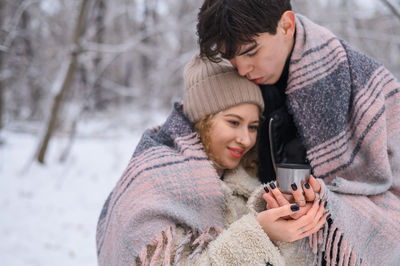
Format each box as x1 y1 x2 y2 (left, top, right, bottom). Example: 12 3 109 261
249 125 259 131
228 120 239 126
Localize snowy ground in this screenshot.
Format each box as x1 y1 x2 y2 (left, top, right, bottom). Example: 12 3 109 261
0 107 168 266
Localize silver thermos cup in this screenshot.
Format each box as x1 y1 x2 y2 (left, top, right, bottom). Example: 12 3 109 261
276 163 311 193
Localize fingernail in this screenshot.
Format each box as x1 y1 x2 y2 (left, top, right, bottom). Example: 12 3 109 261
291 183 298 191
290 204 300 211
304 182 311 189
327 214 333 224
264 186 270 193
324 201 328 208
269 182 276 189
318 199 322 206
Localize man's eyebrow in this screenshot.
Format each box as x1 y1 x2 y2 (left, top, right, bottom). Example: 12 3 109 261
238 43 257 56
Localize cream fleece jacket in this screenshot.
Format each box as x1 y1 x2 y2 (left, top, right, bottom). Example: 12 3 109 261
138 166 308 265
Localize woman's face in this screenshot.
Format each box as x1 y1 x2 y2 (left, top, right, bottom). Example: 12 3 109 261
208 103 260 170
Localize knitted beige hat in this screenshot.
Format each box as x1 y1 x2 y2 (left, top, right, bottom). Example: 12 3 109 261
183 55 264 123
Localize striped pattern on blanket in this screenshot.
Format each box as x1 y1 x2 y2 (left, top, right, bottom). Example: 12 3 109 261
96 103 225 266
288 15 400 266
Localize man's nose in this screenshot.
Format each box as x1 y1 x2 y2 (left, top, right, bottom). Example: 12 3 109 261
230 58 253 77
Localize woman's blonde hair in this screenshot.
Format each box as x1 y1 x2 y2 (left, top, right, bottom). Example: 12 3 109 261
194 113 259 176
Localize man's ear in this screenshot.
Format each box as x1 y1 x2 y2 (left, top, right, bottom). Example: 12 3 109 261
278 11 295 39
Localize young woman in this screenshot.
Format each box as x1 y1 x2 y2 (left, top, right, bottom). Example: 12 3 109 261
96 55 328 265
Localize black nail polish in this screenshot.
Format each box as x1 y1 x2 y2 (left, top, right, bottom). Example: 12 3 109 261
264 186 270 193
304 182 311 189
324 201 328 208
270 183 276 189
327 214 333 225
318 199 322 206
291 183 298 191
290 204 300 212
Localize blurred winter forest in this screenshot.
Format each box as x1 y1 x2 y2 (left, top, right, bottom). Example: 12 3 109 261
1 0 400 163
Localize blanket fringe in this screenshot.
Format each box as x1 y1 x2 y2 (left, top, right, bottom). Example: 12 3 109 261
138 226 222 266
189 227 215 261
325 224 337 265
139 246 149 266
331 228 341 265
138 226 175 266
150 233 164 266
174 231 193 266
164 226 174 265
309 221 363 266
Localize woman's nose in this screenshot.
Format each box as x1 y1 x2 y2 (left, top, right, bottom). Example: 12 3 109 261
237 129 251 146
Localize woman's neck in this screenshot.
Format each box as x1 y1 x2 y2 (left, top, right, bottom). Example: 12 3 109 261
213 162 225 177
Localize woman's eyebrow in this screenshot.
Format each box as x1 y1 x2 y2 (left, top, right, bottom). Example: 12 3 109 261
224 114 260 123
223 114 243 120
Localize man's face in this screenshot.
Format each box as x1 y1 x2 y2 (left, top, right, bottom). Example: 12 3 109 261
226 11 295 85
228 32 292 85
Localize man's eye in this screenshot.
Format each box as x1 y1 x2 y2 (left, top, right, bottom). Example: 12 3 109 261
246 50 258 57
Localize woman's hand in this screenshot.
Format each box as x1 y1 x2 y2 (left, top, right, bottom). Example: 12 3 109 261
256 199 328 242
264 175 321 205
262 175 323 219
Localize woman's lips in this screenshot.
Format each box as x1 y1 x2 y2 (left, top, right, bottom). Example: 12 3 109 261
228 147 244 159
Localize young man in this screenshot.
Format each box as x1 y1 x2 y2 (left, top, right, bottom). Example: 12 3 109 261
197 1 400 265
198 1 306 185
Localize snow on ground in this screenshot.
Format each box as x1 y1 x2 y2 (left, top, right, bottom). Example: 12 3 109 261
0 107 168 266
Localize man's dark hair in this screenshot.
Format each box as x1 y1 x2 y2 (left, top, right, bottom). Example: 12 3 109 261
197 0 292 62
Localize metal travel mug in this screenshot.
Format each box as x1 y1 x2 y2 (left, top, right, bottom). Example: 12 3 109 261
276 163 311 193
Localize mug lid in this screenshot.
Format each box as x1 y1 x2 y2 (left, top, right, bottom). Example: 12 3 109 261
276 163 311 169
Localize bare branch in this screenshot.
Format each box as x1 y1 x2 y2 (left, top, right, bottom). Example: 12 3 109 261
2 0 40 50
380 0 400 21
347 27 400 44
81 24 175 54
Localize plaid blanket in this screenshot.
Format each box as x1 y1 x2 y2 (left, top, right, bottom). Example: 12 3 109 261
96 103 225 265
289 15 400 266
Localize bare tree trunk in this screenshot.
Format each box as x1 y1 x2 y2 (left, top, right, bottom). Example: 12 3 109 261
36 0 90 164
0 0 4 131
19 10 40 120
93 0 106 109
0 58 3 132
0 53 3 132
140 0 158 97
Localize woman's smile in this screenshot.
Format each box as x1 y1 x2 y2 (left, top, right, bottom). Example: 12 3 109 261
208 103 260 170
228 147 245 159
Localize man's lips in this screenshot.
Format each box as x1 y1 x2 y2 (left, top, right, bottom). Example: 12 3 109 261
228 147 244 159
251 77 264 84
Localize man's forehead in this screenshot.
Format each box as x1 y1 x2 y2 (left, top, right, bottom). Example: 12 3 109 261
219 40 257 58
